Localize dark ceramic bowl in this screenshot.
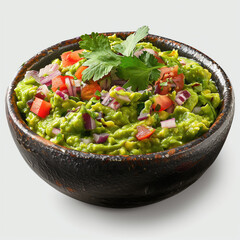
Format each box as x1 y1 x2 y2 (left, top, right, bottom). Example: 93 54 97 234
6 32 234 208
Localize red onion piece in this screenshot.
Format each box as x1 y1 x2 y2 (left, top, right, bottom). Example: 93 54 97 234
39 63 59 77
65 77 73 96
101 92 113 106
74 80 81 87
115 93 130 103
72 85 77 97
175 90 191 105
161 118 176 128
82 113 96 130
35 84 49 99
138 112 149 121
40 70 61 85
65 106 80 117
35 91 45 99
101 92 108 98
165 104 175 113
25 70 43 83
96 112 104 121
93 133 109 144
56 90 69 100
134 48 157 58
108 99 121 110
27 99 34 107
52 128 61 135
115 86 125 91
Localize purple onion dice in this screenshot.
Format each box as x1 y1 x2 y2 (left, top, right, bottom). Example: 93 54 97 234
82 113 96 130
96 112 104 122
56 90 69 100
138 111 149 121
101 92 113 106
40 70 61 85
175 90 191 105
115 86 125 91
160 118 177 129
25 70 43 83
108 99 121 110
39 63 59 77
27 99 34 107
52 128 61 135
93 133 109 144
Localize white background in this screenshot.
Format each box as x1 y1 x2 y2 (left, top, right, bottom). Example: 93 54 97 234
1 0 240 239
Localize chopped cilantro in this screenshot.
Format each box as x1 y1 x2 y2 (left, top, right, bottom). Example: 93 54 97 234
137 102 145 115
155 104 161 111
94 90 101 97
69 96 80 102
56 133 63 142
160 82 168 87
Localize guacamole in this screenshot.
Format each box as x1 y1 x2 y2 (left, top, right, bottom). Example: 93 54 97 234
14 26 221 155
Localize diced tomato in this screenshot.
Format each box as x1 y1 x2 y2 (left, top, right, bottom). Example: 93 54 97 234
30 97 51 118
136 125 156 141
159 65 178 80
152 95 173 112
61 52 73 67
155 65 184 94
155 81 172 95
172 73 185 92
69 50 84 62
75 66 88 80
52 76 67 92
61 49 84 67
155 55 165 64
81 80 101 101
51 75 74 92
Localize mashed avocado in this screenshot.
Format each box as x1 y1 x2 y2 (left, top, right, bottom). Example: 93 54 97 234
14 28 221 155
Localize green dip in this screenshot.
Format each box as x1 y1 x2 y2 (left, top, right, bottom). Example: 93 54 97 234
15 27 221 155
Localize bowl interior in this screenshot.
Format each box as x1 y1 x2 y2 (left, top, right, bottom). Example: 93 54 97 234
7 32 234 161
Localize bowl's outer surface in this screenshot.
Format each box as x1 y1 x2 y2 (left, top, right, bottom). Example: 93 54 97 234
6 32 234 208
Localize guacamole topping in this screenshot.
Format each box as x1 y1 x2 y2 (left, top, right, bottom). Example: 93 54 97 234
15 26 221 155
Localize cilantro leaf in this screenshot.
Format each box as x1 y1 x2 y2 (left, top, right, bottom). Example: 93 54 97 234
116 53 164 91
113 26 149 56
139 52 164 82
94 90 101 97
79 33 121 81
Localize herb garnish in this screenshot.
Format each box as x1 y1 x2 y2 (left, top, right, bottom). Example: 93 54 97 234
79 26 164 91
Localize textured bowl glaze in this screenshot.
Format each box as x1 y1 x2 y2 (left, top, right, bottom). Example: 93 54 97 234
6 32 234 208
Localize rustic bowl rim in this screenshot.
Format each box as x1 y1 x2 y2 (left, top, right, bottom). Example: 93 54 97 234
6 32 234 162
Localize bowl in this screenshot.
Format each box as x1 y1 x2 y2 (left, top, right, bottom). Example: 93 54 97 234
6 32 234 208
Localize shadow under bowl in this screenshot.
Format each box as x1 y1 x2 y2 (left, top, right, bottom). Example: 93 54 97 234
6 32 234 208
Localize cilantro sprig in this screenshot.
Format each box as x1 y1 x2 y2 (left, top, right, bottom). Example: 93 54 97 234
78 26 164 91
113 26 149 56
79 32 121 81
117 52 164 91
